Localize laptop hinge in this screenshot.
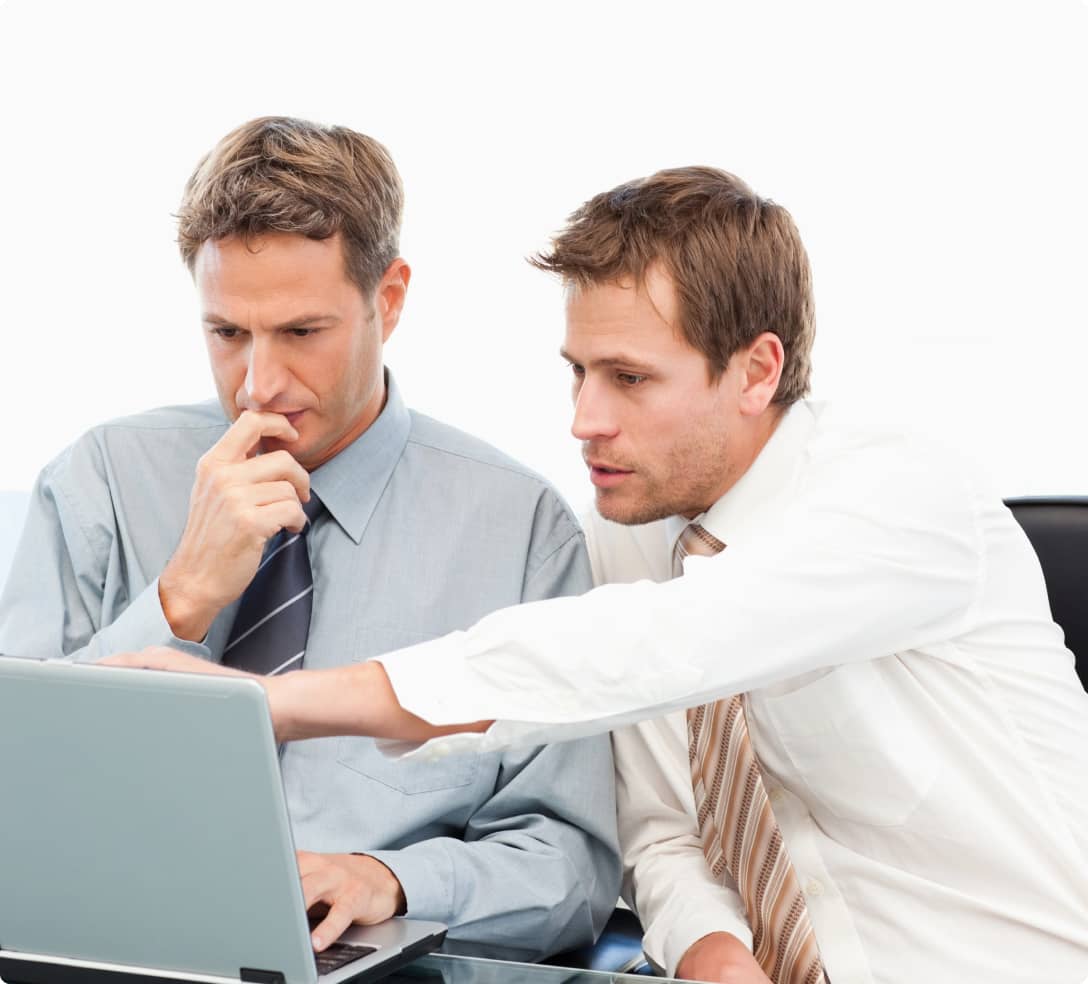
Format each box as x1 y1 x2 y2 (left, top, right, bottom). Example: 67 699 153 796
240 970 285 984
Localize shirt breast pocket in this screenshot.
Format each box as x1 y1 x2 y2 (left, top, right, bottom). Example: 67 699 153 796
336 625 480 795
337 735 481 795
754 657 940 827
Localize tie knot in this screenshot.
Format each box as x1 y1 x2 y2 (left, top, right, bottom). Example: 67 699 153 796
302 493 324 527
673 522 725 577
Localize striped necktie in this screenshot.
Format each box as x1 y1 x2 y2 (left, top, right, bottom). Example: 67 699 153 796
675 523 827 984
222 494 323 677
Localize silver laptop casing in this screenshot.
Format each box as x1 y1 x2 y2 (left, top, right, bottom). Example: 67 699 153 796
0 656 444 984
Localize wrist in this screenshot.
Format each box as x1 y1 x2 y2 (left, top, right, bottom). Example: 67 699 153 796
265 671 301 742
158 569 216 642
353 854 407 916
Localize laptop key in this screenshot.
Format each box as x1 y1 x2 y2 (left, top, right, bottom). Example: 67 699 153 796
315 941 379 975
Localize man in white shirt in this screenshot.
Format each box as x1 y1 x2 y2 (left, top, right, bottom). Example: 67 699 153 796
111 166 1088 984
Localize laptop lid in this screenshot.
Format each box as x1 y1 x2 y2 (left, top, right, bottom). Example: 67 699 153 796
0 656 444 984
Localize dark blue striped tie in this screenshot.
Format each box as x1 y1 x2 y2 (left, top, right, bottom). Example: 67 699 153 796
222 494 323 676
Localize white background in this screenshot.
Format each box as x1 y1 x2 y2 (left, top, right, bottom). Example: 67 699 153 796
0 0 1085 511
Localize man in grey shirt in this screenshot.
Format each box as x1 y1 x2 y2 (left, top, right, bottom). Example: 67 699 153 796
0 116 619 960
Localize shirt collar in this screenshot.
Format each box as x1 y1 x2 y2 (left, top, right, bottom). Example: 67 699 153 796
666 400 817 552
308 368 411 545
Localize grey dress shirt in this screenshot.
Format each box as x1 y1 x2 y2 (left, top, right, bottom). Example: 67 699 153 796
0 372 620 960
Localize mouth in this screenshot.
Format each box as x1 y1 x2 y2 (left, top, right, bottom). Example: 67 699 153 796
587 461 634 489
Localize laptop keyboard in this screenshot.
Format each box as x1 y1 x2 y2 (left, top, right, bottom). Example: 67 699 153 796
314 941 378 976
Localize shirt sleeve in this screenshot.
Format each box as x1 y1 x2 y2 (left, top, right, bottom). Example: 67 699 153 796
378 436 984 752
613 713 752 976
367 733 621 960
0 452 209 663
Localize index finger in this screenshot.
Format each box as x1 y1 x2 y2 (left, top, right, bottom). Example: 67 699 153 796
214 411 299 462
310 902 355 953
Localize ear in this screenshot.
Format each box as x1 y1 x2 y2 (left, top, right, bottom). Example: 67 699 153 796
737 332 785 416
375 258 412 343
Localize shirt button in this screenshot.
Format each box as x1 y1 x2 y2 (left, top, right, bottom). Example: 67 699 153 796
805 879 824 897
768 787 785 806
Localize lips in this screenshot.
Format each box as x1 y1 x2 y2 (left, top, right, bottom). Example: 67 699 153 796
587 461 634 488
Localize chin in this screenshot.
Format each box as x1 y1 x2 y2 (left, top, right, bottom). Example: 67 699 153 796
595 490 674 527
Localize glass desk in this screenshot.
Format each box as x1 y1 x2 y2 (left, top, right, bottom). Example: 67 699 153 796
393 953 671 984
0 927 666 984
0 947 672 984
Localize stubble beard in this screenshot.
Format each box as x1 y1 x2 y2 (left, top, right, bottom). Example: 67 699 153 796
594 431 734 527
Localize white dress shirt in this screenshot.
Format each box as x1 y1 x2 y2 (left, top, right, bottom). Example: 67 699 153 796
381 401 1088 983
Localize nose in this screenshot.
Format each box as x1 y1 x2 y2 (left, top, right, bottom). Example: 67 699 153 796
242 336 288 409
571 375 620 442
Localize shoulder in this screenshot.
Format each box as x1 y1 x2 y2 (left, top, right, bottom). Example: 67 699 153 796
404 410 583 541
801 403 987 511
40 401 228 489
406 411 553 484
406 411 573 506
779 403 993 571
91 400 230 435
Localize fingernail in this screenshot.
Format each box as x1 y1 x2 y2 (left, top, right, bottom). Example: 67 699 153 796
312 935 323 950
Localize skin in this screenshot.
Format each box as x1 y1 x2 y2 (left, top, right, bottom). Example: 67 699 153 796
105 265 787 975
299 851 406 951
563 264 782 523
675 932 773 984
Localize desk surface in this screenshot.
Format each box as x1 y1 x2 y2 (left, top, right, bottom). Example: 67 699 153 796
397 953 669 984
0 951 671 984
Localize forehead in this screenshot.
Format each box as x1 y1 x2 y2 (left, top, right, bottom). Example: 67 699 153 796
194 232 354 300
563 266 688 359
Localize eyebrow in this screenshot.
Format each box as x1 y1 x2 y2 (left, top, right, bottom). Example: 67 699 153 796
559 348 656 372
203 313 341 331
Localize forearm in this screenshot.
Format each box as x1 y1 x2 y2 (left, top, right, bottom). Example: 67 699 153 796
367 736 619 959
367 833 611 960
268 659 491 743
633 844 753 976
0 564 210 666
615 717 752 975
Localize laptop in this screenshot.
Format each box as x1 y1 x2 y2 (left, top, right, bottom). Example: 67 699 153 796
0 655 446 984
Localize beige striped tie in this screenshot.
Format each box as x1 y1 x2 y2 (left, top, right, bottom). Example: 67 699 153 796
676 523 827 984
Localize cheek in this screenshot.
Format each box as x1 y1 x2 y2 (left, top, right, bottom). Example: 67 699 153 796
206 350 243 402
324 331 377 407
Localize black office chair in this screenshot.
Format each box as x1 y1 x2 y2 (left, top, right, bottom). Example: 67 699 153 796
1005 497 1088 689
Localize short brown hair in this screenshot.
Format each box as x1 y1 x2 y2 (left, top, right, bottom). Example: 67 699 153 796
177 116 403 294
531 166 814 404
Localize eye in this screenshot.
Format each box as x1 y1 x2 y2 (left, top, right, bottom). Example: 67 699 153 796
210 326 240 340
287 327 317 338
617 372 646 386
566 361 585 377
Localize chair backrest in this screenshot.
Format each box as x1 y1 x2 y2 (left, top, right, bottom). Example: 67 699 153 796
0 490 31 598
1005 497 1088 689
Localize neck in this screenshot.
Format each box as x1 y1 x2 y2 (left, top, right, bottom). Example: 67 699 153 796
683 405 787 519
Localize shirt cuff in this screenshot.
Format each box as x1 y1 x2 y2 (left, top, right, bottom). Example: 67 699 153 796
377 633 478 724
647 903 754 978
377 639 634 756
363 844 455 924
93 578 212 662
